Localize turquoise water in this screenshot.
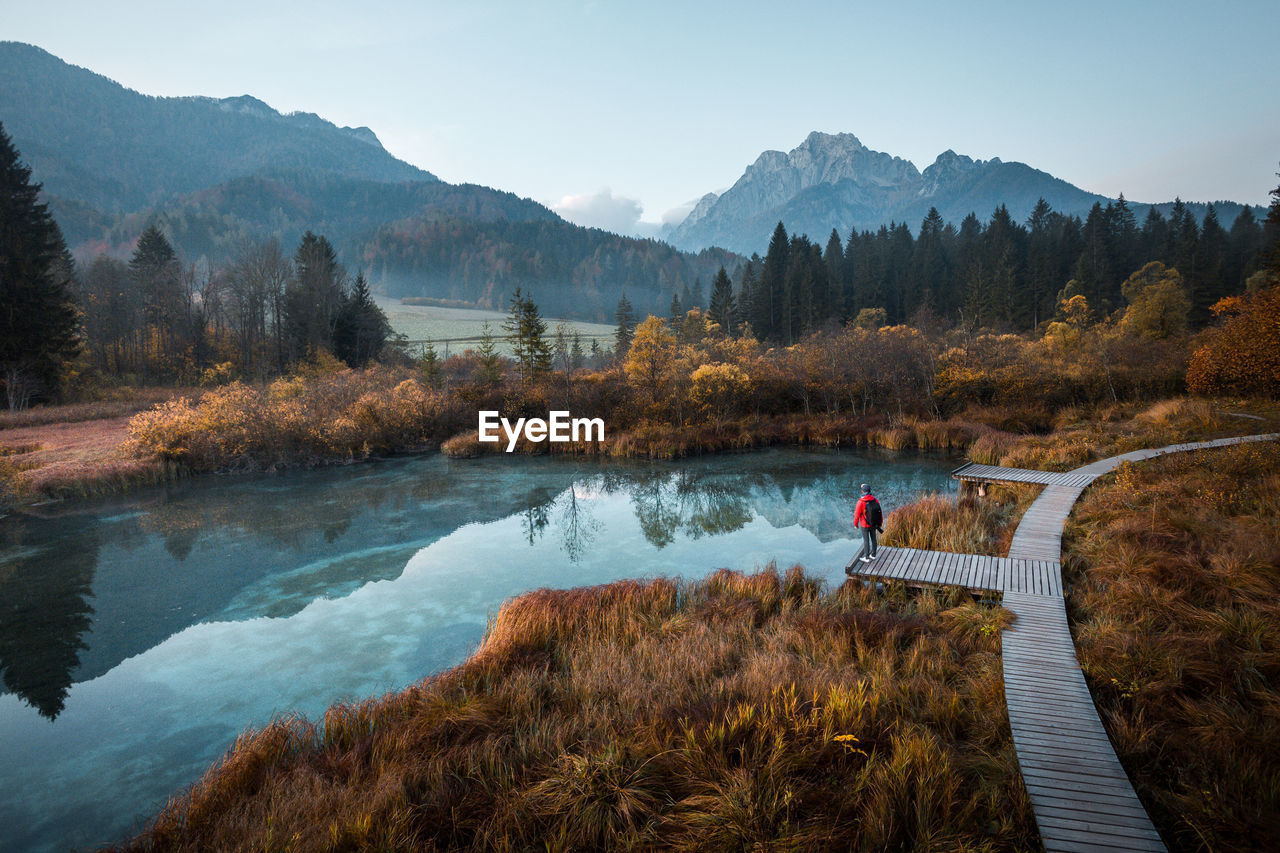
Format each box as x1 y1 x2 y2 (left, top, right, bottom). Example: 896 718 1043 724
0 448 958 852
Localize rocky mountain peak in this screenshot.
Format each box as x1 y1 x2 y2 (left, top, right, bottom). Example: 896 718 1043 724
342 126 382 148
682 191 721 227
217 95 277 119
919 149 1004 197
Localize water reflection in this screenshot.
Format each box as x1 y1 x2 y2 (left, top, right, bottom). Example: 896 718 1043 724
0 448 956 853
0 515 99 718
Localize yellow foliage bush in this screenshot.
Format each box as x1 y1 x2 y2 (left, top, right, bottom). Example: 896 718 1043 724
128 368 448 469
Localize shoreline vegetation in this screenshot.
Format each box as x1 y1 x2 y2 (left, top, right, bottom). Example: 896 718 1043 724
1063 440 1280 849
101 400 1280 852
111 568 1036 851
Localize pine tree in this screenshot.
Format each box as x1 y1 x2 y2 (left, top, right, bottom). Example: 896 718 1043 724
886 222 915 324
912 207 950 318
1111 194 1138 277
1266 172 1280 273
1025 199 1055 328
420 341 442 389
736 257 758 335
285 231 345 360
333 272 391 367
614 293 636 358
1197 204 1229 316
522 294 552 378
708 266 735 336
668 292 683 330
130 223 186 373
690 276 705 308
475 322 502 387
0 122 79 408
1227 206 1264 287
1140 207 1170 265
504 289 550 383
756 222 790 340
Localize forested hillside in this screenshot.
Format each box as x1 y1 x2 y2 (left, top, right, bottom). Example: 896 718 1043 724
0 42 434 214
364 215 739 321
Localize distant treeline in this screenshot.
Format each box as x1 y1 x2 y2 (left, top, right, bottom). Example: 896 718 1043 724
363 216 739 323
728 198 1272 343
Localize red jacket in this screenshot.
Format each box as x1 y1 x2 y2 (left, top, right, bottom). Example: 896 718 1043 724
855 494 879 529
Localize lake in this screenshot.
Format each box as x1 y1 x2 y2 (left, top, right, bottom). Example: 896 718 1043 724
0 448 958 852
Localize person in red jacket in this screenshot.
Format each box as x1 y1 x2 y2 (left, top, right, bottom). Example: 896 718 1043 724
853 483 883 563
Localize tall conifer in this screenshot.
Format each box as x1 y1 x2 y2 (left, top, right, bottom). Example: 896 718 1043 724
0 122 78 408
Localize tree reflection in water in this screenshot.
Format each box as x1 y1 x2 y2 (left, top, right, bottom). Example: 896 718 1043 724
0 515 99 719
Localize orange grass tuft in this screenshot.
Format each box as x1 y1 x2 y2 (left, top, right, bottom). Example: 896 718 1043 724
111 568 1034 852
1064 438 1280 850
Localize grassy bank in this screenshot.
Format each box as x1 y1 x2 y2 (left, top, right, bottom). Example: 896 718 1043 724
1063 439 1280 850
113 568 1034 852
0 391 198 507
874 398 1279 850
880 398 1277 557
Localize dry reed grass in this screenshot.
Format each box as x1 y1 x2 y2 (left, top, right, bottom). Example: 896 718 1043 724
112 567 1036 852
1064 438 1280 851
0 387 199 430
0 416 177 503
880 484 1040 557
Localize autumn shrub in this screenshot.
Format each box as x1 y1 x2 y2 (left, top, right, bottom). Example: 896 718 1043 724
113 568 1035 852
1187 284 1280 397
1064 439 1280 850
128 368 453 470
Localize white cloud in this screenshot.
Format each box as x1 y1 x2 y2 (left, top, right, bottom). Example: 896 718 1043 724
660 201 697 226
552 188 645 236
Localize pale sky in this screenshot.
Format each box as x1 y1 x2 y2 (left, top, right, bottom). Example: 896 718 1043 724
6 0 1279 235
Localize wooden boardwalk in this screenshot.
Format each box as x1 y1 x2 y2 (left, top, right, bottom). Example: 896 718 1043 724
847 432 1277 852
846 547 1060 596
952 461 1095 489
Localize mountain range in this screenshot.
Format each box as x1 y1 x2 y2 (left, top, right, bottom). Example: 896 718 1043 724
1 42 1263 321
0 42 732 322
665 131 1261 255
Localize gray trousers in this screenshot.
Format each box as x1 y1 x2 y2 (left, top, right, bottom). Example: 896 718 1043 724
857 526 878 560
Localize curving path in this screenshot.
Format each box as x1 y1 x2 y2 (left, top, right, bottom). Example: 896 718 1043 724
848 432 1278 852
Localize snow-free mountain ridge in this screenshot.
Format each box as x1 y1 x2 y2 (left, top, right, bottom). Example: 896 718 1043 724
665 131 1250 255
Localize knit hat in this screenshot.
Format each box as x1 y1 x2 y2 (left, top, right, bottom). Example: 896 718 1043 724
861 483 870 493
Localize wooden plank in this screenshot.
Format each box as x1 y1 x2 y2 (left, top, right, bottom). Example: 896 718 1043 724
1039 824 1172 850
962 553 981 590
923 549 943 584
879 548 903 579
1035 800 1164 830
1011 725 1115 748
1023 782 1160 817
1031 807 1161 838
1012 740 1131 765
943 550 962 586
1038 831 1164 853
935 550 955 585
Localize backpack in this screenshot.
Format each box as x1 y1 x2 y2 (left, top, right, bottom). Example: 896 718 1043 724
863 496 882 529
